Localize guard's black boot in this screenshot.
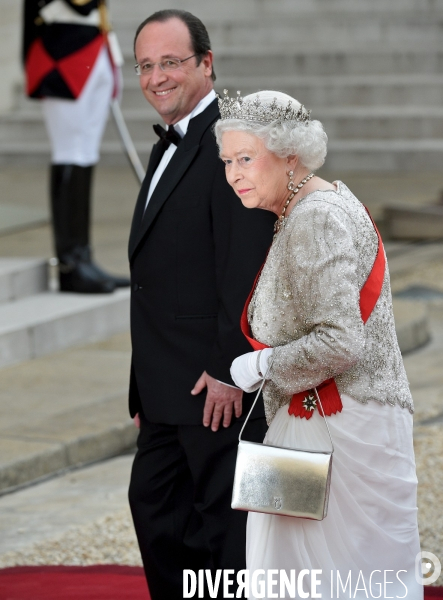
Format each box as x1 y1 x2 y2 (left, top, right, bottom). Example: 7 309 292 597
83 251 130 288
88 266 130 288
50 164 127 293
58 246 115 294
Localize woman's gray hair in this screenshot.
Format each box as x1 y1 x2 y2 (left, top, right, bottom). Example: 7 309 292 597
215 91 328 172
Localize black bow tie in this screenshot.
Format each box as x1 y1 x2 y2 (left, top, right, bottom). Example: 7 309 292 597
153 124 182 148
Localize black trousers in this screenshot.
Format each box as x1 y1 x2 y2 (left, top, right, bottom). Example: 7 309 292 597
129 415 267 600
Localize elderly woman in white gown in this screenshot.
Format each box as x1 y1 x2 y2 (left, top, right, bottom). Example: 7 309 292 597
215 90 423 599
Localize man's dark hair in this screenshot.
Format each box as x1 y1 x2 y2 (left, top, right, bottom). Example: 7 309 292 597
134 9 216 81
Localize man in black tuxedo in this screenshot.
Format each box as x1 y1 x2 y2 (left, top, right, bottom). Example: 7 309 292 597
128 10 275 599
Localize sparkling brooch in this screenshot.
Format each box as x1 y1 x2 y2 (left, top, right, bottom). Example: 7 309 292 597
302 393 317 412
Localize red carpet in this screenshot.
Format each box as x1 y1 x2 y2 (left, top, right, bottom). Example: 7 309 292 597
0 565 441 599
0 566 150 600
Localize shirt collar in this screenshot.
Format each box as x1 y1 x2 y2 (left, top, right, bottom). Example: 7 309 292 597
172 89 216 139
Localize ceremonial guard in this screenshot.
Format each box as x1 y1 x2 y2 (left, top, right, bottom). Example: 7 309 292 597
23 0 129 292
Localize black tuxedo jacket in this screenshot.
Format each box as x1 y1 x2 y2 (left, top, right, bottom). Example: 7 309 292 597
128 99 275 425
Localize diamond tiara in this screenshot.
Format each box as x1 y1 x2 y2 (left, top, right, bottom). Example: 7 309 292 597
217 90 311 125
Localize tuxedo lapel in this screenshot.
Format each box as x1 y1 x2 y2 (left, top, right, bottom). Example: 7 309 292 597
128 141 163 258
129 100 219 261
136 142 199 247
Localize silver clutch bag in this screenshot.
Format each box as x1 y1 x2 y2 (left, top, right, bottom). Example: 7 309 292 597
232 370 333 520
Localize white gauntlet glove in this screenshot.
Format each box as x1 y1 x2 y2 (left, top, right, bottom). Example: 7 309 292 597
230 348 273 393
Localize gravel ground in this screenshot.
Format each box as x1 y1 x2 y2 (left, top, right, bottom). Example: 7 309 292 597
0 427 442 587
0 509 142 568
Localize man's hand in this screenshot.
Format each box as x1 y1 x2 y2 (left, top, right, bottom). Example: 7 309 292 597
133 413 141 429
191 371 243 432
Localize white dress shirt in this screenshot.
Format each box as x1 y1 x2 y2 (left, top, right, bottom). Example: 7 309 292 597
145 89 216 210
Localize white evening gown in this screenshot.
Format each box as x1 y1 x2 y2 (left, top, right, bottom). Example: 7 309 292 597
246 394 423 599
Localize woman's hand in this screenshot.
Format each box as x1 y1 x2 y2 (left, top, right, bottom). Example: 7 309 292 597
230 349 273 393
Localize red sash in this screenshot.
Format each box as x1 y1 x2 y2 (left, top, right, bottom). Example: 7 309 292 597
240 207 385 419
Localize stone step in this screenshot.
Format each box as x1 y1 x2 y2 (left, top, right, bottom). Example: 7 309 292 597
110 0 443 23
392 299 431 354
0 395 136 493
208 50 443 78
385 204 443 240
115 12 443 53
312 107 443 140
0 259 48 304
0 455 135 554
0 331 135 494
4 105 443 145
324 139 443 171
386 242 443 277
119 75 443 110
2 138 443 171
0 289 130 369
0 203 48 235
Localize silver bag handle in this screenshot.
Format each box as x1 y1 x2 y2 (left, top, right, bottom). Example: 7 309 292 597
238 352 334 453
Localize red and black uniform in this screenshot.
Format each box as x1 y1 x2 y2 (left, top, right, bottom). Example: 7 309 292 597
23 0 105 99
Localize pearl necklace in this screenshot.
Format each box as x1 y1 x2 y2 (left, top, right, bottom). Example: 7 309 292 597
274 172 314 234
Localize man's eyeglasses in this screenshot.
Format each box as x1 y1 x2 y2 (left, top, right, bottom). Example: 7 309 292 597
134 54 197 76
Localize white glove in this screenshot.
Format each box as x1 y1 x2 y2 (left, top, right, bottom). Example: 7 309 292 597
230 348 273 393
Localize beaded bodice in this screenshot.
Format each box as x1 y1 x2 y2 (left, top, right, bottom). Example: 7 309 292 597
248 181 414 424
